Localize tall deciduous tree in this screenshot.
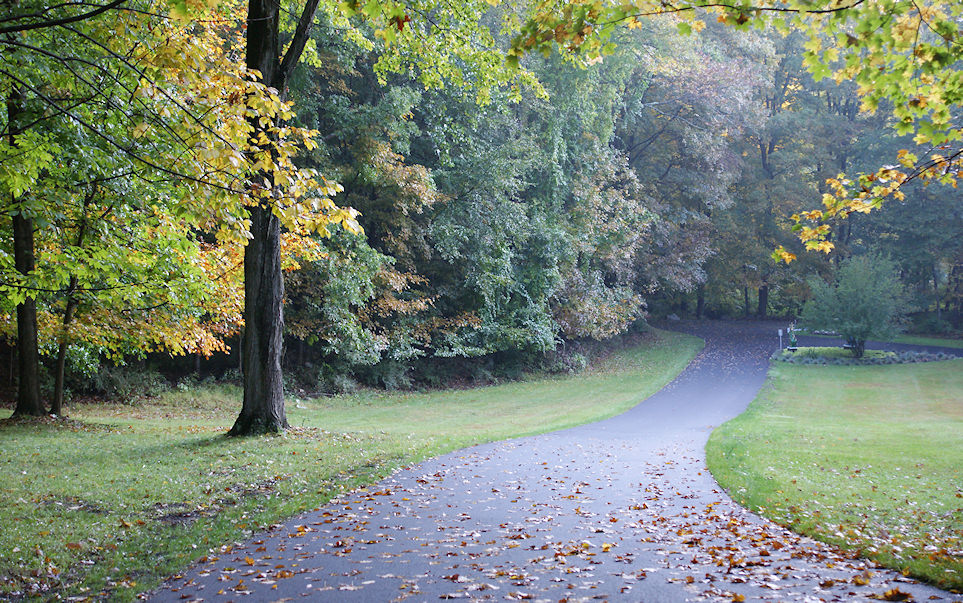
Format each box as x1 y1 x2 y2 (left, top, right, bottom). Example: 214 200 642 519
227 0 324 435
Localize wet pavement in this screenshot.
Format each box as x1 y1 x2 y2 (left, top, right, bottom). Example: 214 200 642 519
151 320 961 602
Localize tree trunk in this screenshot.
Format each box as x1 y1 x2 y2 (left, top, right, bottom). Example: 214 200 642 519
13 212 43 416
229 0 285 436
757 284 769 318
228 0 321 435
230 204 288 435
50 276 78 416
8 85 43 417
743 286 750 318
696 286 705 319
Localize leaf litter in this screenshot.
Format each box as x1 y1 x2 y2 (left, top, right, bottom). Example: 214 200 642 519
151 322 961 602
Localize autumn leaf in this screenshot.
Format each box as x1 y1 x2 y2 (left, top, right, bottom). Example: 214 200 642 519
869 588 912 601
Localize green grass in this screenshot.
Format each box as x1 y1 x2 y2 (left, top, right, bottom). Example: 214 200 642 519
0 328 702 601
707 359 963 591
893 334 963 349
804 331 963 349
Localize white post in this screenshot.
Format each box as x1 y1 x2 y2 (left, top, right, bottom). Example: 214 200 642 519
778 328 783 349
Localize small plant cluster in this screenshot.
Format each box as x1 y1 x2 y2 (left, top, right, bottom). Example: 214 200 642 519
773 349 955 366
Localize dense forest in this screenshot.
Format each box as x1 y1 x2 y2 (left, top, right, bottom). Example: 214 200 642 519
2 0 961 419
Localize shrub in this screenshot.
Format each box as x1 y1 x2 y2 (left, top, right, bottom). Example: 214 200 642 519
801 255 909 358
319 373 359 395
358 360 412 390
90 364 168 403
912 315 954 335
540 349 589 374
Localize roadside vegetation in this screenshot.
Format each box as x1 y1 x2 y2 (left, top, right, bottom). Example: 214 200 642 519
0 328 701 601
707 359 963 591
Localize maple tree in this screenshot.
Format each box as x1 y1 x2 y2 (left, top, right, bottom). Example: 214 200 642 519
1 0 315 417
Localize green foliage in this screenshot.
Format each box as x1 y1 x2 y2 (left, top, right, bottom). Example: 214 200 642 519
87 365 170 403
801 255 909 357
285 230 390 366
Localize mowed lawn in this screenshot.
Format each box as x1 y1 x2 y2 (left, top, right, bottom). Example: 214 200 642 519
0 328 702 601
707 359 963 590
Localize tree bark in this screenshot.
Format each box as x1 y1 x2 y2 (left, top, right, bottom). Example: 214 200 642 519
743 285 750 318
757 284 769 318
695 286 705 319
229 0 285 436
12 211 43 416
230 204 288 435
228 0 321 435
8 83 43 417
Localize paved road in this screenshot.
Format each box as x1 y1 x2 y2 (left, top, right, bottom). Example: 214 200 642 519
152 321 961 602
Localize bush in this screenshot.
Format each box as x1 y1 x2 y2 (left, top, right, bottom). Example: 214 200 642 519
319 373 359 395
89 364 168 403
358 360 412 390
912 315 954 335
540 349 589 375
800 255 909 358
219 368 241 384
772 348 952 365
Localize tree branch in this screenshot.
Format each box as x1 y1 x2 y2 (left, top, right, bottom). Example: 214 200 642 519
278 0 323 87
0 0 127 34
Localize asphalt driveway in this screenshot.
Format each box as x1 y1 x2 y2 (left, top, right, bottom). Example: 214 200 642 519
151 320 961 602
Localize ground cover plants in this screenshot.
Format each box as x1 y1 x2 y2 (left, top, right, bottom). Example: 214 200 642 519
0 328 701 601
707 359 963 591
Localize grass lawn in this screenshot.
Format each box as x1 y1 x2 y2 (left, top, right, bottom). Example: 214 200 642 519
893 334 963 349
0 328 702 601
707 359 963 591
804 331 963 350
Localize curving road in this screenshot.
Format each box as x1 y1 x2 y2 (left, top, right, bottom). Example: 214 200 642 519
152 321 961 602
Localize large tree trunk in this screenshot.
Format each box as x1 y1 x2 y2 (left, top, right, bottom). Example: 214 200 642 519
230 204 288 434
13 212 43 416
228 0 321 435
229 0 286 436
8 84 43 417
757 283 769 317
